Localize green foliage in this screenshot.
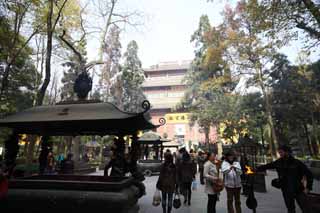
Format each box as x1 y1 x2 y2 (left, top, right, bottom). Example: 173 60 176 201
0 17 38 114
187 1 320 157
121 40 146 113
99 25 122 105
260 0 320 47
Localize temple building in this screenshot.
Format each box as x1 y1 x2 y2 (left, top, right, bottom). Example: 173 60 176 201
142 61 217 150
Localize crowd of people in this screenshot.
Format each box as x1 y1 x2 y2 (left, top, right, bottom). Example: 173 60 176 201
38 151 75 175
156 145 314 213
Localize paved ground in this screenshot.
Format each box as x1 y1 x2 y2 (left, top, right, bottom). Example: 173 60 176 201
139 171 297 213
90 170 320 213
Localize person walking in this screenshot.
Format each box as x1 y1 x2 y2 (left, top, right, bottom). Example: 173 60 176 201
257 145 313 213
204 152 219 213
177 152 196 206
222 151 242 213
46 151 55 174
156 153 177 213
198 151 207 185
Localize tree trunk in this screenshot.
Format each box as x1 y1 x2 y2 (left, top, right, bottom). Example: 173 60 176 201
0 65 10 99
260 125 265 148
57 137 65 155
65 136 72 153
36 0 53 106
311 113 320 155
72 136 81 163
204 126 210 151
303 122 314 156
26 135 37 165
23 140 29 158
257 67 279 160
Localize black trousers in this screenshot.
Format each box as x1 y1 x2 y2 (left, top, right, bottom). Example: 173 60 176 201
161 192 173 212
207 194 218 213
182 182 192 203
199 167 204 184
282 190 311 213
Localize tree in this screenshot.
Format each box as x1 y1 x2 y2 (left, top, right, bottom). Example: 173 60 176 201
0 15 38 114
268 54 320 156
36 0 69 106
219 1 286 158
261 0 320 47
99 25 122 106
0 1 40 100
60 35 87 101
181 15 237 147
121 40 146 112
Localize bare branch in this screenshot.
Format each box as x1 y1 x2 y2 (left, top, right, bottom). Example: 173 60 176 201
52 0 68 31
59 30 84 65
85 61 106 70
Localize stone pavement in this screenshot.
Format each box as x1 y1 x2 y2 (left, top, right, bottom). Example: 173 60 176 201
90 170 320 212
139 171 302 213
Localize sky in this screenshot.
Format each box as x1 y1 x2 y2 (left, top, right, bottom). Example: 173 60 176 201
85 0 319 69
86 0 227 68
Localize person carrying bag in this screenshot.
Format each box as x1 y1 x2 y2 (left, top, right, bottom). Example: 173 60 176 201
204 152 220 213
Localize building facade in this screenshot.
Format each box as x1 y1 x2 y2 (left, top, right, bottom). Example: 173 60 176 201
142 61 217 150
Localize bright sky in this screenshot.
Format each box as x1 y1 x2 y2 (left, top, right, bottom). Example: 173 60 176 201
87 0 227 68
86 0 318 68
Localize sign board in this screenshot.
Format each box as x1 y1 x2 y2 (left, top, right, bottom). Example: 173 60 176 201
165 113 190 124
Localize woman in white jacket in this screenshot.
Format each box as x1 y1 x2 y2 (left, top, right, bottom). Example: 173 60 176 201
203 152 219 213
221 151 242 213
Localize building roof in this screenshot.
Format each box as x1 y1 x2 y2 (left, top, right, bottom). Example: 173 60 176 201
0 101 161 136
142 75 185 88
144 61 191 72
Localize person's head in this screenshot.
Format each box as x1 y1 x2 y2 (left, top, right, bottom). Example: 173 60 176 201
179 147 186 154
182 152 190 162
207 152 216 162
166 149 171 153
190 149 194 154
225 151 236 163
278 145 292 158
164 153 173 164
48 151 53 157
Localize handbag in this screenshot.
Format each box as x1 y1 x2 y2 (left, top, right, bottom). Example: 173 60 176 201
271 178 282 189
152 189 161 206
173 191 181 209
192 180 197 191
212 165 224 193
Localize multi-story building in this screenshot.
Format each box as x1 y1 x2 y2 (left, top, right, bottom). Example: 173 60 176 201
142 61 217 150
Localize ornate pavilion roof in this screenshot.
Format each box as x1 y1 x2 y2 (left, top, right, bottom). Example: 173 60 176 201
0 100 163 136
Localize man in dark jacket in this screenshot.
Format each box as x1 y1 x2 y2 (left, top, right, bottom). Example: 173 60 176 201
257 145 313 213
